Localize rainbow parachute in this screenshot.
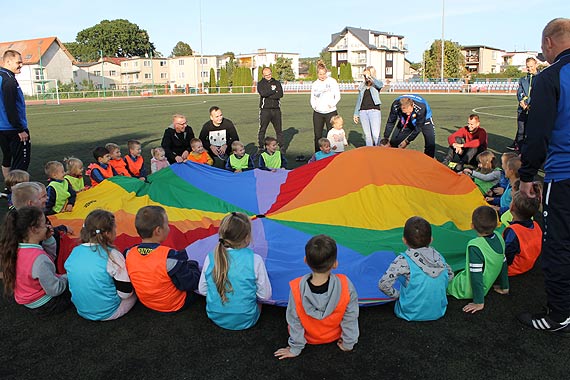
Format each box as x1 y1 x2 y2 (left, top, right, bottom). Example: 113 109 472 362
51 147 487 306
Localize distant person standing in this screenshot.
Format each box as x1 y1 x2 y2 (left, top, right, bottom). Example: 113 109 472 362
508 57 540 151
353 66 383 146
0 50 31 178
518 18 570 334
310 60 340 152
257 67 284 152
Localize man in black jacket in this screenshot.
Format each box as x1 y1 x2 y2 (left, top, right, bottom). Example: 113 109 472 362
257 67 284 151
161 114 195 164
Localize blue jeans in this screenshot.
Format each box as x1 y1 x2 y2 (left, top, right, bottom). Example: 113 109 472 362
359 109 381 146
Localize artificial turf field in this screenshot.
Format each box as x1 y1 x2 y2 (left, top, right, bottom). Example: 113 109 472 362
2 93 568 380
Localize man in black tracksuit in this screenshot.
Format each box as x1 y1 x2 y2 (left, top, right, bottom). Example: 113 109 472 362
257 67 284 151
518 18 570 334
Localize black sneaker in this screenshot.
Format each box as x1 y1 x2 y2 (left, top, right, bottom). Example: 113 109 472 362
518 307 570 336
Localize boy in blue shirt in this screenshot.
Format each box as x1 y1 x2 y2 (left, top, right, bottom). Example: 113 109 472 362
379 216 454 321
308 138 335 163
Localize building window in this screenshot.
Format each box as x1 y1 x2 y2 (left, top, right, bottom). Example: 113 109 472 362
160 73 167 79
386 67 393 76
337 52 347 61
178 72 185 79
160 60 167 66
200 58 208 64
134 62 139 67
178 59 184 66
123 62 129 68
145 73 152 79
110 84 116 89
134 74 139 80
109 70 117 76
94 71 101 76
144 60 151 67
34 68 44 80
386 53 393 61
201 71 209 78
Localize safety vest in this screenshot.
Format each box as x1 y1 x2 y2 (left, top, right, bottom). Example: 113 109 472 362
126 245 186 312
109 159 131 176
124 155 144 177
505 221 542 276
447 233 505 300
229 154 250 170
47 179 70 213
87 163 115 186
261 151 282 169
14 244 51 306
64 174 85 192
290 274 350 344
187 151 212 164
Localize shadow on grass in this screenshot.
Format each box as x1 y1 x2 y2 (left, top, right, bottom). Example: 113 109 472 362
348 130 366 148
282 127 299 153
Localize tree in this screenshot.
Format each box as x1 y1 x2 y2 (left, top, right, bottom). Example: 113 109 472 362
209 68 216 93
171 41 193 57
223 51 235 60
424 40 465 79
67 19 156 62
307 62 317 81
219 68 229 93
273 57 295 81
330 66 338 81
319 47 332 68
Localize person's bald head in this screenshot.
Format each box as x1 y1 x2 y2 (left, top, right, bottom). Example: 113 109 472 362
541 18 570 63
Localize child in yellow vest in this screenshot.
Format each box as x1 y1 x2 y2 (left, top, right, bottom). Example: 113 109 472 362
225 141 254 172
63 157 88 192
259 136 287 171
44 161 76 215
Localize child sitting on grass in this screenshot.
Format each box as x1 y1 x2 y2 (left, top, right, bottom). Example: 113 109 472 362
87 147 117 187
125 206 200 313
3 169 29 207
308 138 335 163
225 141 254 172
259 136 287 171
274 234 359 359
186 138 214 166
463 150 502 195
64 157 88 192
503 184 542 276
106 143 131 177
150 147 170 174
447 206 509 313
44 161 76 215
124 139 147 180
198 212 271 330
379 216 454 321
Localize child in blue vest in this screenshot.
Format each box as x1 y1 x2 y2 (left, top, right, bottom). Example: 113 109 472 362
124 139 147 180
225 141 254 172
44 161 76 215
65 209 136 321
447 206 509 313
379 216 454 321
259 136 287 171
308 138 335 163
198 212 271 330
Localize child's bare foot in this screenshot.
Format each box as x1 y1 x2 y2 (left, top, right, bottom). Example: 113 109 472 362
493 284 509 295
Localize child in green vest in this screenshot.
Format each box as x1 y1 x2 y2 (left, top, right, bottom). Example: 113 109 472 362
44 161 76 215
258 136 287 171
447 205 509 313
63 157 88 192
225 141 254 172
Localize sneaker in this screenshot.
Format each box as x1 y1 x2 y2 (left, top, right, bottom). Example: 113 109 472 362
518 307 570 336
506 143 519 151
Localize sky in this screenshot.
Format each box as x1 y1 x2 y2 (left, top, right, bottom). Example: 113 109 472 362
4 0 566 62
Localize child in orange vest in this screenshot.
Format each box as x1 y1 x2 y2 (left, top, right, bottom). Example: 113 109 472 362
186 138 214 165
105 143 131 177
274 234 359 359
502 183 542 277
86 147 117 187
125 205 200 313
124 140 147 180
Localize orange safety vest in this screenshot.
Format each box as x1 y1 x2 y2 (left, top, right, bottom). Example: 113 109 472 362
86 163 115 186
124 155 144 177
505 221 542 276
186 151 212 164
109 158 131 176
290 274 350 344
126 245 186 312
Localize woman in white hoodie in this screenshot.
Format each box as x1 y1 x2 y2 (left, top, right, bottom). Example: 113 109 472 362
310 60 341 152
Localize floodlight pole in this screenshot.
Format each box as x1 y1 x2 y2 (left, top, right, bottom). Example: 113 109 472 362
440 0 445 82
101 50 106 98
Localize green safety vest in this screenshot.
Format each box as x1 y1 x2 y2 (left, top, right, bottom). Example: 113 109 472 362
64 175 84 192
447 232 505 299
229 154 250 170
261 151 281 169
47 180 71 213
